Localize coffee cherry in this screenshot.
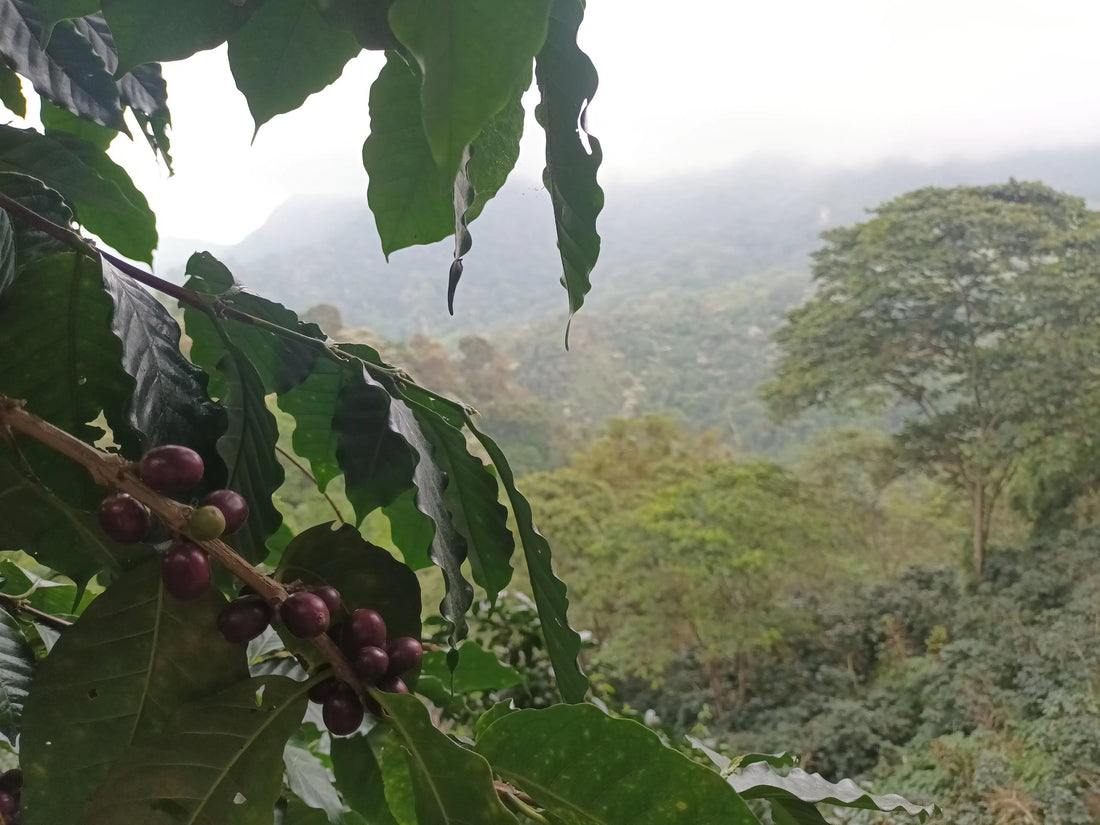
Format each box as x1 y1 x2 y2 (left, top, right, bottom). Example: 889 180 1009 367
97 493 151 543
386 637 423 676
378 676 409 694
0 790 16 816
161 541 211 600
199 489 249 534
322 684 364 736
308 677 337 704
279 592 330 638
188 505 226 541
345 608 387 651
139 445 204 493
0 769 22 793
353 645 389 683
217 595 271 644
311 585 341 616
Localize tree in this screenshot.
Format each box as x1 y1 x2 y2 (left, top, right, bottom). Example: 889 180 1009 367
764 182 1100 579
0 3 933 824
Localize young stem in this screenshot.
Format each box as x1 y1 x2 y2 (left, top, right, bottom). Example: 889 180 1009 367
0 593 72 630
0 395 361 691
274 445 348 525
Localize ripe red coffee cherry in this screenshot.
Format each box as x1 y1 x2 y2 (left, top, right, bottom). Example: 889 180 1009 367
280 591 330 638
199 489 249 534
378 676 409 694
345 608 387 651
217 595 272 644
353 646 389 683
0 769 22 792
386 637 423 676
139 445 204 493
311 585 341 616
97 493 151 543
322 684 364 736
161 541 211 600
308 677 337 704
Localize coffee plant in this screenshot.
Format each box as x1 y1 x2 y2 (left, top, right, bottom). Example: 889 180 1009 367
0 1 936 823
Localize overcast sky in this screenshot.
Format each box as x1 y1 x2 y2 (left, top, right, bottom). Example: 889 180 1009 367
104 0 1100 244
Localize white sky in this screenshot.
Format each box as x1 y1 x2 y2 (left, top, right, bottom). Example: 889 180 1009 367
103 0 1100 244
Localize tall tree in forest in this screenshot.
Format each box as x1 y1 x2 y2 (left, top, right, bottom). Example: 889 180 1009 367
764 182 1100 578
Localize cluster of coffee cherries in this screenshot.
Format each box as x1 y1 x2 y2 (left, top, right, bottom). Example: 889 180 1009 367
95 445 249 600
0 769 22 824
95 444 422 738
221 584 422 735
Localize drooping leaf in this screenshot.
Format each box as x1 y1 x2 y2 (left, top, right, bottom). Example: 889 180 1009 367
0 171 74 270
331 732 401 825
464 79 527 223
728 764 937 823
228 0 361 131
184 251 323 395
34 0 98 38
407 400 515 599
535 0 604 331
0 606 33 744
363 53 454 259
276 522 421 663
476 704 762 825
0 125 156 262
101 259 227 488
420 641 521 695
0 2 126 129
382 487 434 570
0 252 141 456
0 449 143 583
100 0 255 74
469 422 587 702
375 691 517 825
0 60 26 117
21 561 249 825
388 0 550 177
319 0 398 50
80 675 309 825
284 739 346 823
333 362 418 522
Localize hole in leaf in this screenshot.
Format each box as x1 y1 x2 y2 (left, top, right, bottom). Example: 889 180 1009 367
233 792 247 805
87 688 98 699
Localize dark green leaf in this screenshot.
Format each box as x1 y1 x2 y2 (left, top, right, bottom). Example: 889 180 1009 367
376 731 418 825
277 522 421 664
101 259 227 488
34 0 98 38
408 401 515 599
322 0 397 49
0 606 33 743
0 449 143 582
100 0 255 74
278 356 351 494
284 739 345 823
184 251 323 395
228 0 361 130
420 641 521 694
0 60 26 117
0 125 156 262
382 487 434 570
333 363 418 521
81 675 309 825
21 561 249 825
0 3 126 129
375 691 517 825
39 99 118 150
535 0 604 331
331 732 401 825
465 80 527 223
477 704 762 825
0 171 74 270
729 764 937 822
0 252 141 455
469 422 587 702
388 0 550 177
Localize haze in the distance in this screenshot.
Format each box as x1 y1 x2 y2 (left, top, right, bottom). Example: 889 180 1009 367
103 0 1100 244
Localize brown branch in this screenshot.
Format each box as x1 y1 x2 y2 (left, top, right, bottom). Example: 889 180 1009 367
0 395 361 692
0 593 72 630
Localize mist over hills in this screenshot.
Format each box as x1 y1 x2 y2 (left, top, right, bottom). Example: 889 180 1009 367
156 145 1100 454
